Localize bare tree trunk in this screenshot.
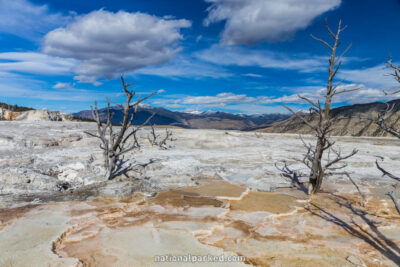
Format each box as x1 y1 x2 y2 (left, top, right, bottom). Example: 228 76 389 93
309 142 324 194
103 151 109 169
107 154 117 179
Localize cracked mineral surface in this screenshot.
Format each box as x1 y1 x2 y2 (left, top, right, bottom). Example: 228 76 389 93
0 121 399 266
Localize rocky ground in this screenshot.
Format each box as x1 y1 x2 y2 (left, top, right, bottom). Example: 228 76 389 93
0 121 400 266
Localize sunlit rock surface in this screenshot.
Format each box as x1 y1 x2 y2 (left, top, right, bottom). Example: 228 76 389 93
1 121 399 205
0 121 400 266
0 108 21 120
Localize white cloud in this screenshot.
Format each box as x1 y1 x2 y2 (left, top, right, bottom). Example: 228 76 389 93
183 92 256 105
196 46 325 72
0 71 23 78
135 55 231 79
0 76 103 102
204 0 341 45
53 82 72 89
151 92 253 110
152 92 290 114
243 73 263 78
43 10 191 84
219 103 290 114
0 0 71 40
153 81 400 114
339 63 400 89
263 84 400 105
165 103 184 109
0 52 76 75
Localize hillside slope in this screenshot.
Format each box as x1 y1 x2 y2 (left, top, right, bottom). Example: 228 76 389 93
257 99 400 137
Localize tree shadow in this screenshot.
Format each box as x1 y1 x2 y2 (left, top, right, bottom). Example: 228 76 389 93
306 195 400 265
112 157 159 180
275 161 308 193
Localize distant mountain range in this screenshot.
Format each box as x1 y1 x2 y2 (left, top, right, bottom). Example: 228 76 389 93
73 105 290 131
257 99 400 137
6 99 400 135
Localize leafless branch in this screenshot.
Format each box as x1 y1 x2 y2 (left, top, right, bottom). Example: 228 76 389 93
385 57 400 84
148 125 173 149
310 34 333 50
298 95 322 111
366 103 400 138
325 148 358 169
334 43 352 65
281 104 319 132
376 160 400 182
333 87 361 96
383 88 400 96
148 125 158 146
159 128 173 149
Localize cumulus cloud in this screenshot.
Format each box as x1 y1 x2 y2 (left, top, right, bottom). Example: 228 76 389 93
196 45 325 72
204 0 341 45
0 0 71 40
43 10 191 84
0 52 76 75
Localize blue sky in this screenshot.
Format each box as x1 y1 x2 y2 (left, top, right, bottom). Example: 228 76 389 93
0 0 399 114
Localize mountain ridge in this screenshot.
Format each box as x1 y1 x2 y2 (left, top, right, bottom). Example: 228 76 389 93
73 105 290 131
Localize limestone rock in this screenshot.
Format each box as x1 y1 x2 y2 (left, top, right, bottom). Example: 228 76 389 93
15 109 74 121
0 121 399 208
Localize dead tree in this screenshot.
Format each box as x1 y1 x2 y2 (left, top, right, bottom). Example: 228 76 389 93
364 59 400 215
148 125 173 149
85 74 156 179
384 57 400 89
283 19 358 195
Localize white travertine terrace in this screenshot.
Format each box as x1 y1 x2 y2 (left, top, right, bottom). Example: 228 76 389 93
0 121 399 266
